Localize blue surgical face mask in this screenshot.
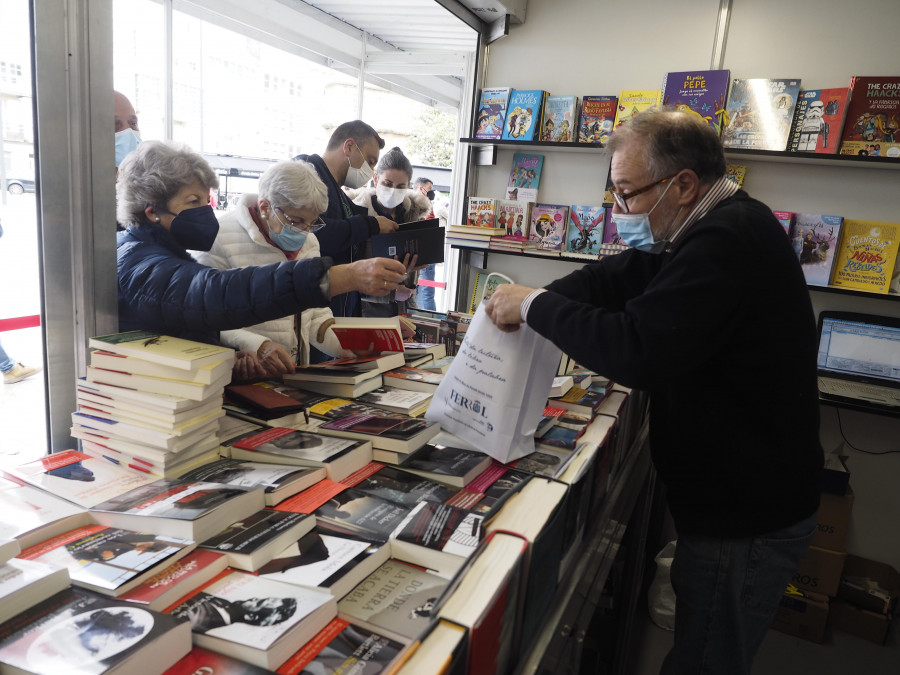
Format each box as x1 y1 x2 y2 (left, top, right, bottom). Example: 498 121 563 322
269 209 309 251
115 128 142 167
161 204 219 251
611 180 678 254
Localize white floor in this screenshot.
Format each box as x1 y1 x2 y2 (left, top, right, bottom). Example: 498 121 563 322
0 325 48 467
632 600 900 675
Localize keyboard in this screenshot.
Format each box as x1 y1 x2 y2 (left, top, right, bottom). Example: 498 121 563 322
819 377 900 405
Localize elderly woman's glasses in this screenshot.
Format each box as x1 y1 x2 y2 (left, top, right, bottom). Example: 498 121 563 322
275 207 325 233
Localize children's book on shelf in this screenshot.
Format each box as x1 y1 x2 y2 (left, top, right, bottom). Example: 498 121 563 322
661 69 731 135
788 87 852 154
721 77 802 151
789 213 844 286
0 558 70 626
227 426 373 482
17 523 196 596
118 548 229 612
500 89 547 141
470 271 514 314
613 89 662 130
199 510 315 572
529 203 569 251
830 218 900 293
539 95 578 142
496 199 533 241
724 163 747 188
3 449 157 509
474 86 512 140
257 529 390 601
88 330 235 371
507 152 543 190
337 558 450 643
565 205 606 258
166 569 337 670
399 442 492 488
88 478 266 542
277 617 408 675
578 95 617 143
466 196 498 228
0 587 192 674
773 210 795 237
838 76 900 157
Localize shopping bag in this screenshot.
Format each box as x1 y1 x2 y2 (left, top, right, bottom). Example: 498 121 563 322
425 304 561 463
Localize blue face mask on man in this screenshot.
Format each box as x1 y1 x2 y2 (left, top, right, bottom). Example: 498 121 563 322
115 128 142 167
612 179 681 254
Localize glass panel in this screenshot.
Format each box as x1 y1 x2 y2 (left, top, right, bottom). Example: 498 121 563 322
0 0 47 465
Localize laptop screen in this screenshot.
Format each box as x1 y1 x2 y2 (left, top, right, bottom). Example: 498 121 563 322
817 312 900 386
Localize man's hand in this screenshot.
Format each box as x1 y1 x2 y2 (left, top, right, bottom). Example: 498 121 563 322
484 284 536 332
376 216 399 234
257 340 295 375
329 257 407 298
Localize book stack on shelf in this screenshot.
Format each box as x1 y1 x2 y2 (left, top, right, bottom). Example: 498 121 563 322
72 331 235 478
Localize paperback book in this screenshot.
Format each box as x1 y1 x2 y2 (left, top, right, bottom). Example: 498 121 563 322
496 199 533 241
565 205 606 258
788 87 852 154
839 76 900 157
354 386 433 417
539 95 578 142
88 330 234 371
613 89 662 130
343 463 458 507
0 476 90 547
199 510 315 571
500 89 546 141
0 558 70 626
830 219 900 293
473 87 512 140
721 77 802 151
317 413 440 454
399 443 492 488
117 548 229 612
466 197 497 228
661 69 731 135
179 459 326 507
578 95 617 144
790 213 844 286
529 203 569 251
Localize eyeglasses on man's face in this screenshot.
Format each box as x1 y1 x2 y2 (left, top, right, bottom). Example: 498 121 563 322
611 174 678 213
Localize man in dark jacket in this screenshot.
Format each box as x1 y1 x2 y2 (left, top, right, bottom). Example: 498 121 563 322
484 109 823 675
294 120 399 317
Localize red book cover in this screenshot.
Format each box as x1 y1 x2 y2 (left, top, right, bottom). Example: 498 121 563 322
119 549 227 607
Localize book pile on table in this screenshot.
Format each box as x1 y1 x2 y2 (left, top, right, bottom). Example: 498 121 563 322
71 330 235 478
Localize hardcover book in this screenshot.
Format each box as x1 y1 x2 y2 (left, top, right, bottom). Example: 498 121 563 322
496 199 533 241
529 203 569 251
507 152 543 191
199 510 315 571
473 87 512 140
337 559 450 643
721 77 802 150
790 213 844 286
539 95 578 142
830 219 900 293
661 69 731 135
500 89 547 141
166 569 337 670
839 76 900 157
613 89 662 130
88 330 235 371
565 205 606 258
276 617 406 675
788 87 852 154
17 524 196 596
0 587 191 675
466 197 497 228
578 95 617 144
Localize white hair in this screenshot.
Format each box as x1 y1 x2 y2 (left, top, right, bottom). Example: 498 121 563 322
258 160 328 214
116 140 218 226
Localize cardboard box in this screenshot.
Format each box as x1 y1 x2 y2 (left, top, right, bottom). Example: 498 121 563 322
811 486 854 552
828 554 899 644
771 586 829 643
792 545 846 597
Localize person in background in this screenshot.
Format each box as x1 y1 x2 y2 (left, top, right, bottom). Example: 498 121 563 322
484 108 822 675
114 90 141 169
343 146 432 319
412 176 438 311
0 217 41 385
116 140 406 380
293 120 399 318
192 160 357 378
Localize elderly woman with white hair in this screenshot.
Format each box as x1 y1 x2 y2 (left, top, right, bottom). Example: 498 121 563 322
193 160 358 375
116 141 406 379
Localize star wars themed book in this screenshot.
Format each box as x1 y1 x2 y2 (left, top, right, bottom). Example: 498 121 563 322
788 87 851 154
721 77 802 150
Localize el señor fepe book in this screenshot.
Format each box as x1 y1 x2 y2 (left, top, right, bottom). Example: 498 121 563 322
721 77 802 151
788 87 852 154
661 69 731 135
500 89 547 141
839 76 900 157
578 95 617 144
474 87 512 140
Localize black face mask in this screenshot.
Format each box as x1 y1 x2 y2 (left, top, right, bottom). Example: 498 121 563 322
161 205 220 251
426 190 435 201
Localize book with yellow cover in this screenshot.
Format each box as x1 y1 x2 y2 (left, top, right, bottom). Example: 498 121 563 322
830 219 900 294
89 331 235 371
613 89 662 130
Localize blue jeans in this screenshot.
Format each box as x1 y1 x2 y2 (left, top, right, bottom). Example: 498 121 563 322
661 511 817 675
0 338 14 373
417 264 436 310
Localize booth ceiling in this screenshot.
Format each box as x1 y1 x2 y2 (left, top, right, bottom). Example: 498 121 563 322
178 0 483 109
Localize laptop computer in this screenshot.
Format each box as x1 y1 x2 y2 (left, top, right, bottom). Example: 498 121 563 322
816 311 900 408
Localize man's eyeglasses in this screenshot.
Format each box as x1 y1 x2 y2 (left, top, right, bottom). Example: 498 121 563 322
275 207 325 232
610 174 678 213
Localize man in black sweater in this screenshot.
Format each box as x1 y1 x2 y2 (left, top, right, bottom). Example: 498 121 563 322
294 120 399 318
485 109 822 675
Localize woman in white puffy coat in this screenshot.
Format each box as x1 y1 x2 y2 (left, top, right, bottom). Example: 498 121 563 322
193 160 353 375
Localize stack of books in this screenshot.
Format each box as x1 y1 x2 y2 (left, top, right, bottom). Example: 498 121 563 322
445 222 506 250
71 331 235 478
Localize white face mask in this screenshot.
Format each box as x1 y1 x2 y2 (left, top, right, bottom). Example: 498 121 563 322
376 185 407 209
344 142 374 189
